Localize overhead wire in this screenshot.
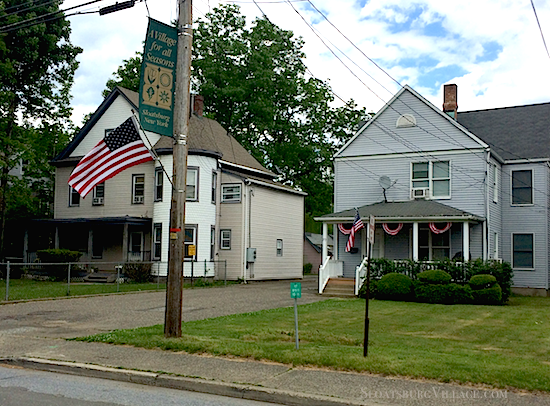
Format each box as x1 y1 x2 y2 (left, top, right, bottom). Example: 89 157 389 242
531 0 550 60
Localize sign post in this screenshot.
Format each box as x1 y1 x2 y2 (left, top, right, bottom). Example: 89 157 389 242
290 282 301 350
364 215 375 356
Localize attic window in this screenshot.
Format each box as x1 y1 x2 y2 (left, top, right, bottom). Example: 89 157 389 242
396 114 416 128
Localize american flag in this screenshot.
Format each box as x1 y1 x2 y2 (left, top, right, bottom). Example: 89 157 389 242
68 117 153 197
345 209 364 252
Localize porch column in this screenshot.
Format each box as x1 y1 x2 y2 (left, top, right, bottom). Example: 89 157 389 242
322 222 328 264
412 222 419 261
463 221 470 261
122 223 129 262
54 226 60 249
88 229 93 261
333 224 338 261
23 228 28 263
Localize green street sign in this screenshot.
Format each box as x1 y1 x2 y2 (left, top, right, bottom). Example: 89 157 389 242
139 18 177 137
290 282 301 299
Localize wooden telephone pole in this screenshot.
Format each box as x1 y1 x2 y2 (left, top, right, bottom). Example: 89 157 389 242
165 0 192 338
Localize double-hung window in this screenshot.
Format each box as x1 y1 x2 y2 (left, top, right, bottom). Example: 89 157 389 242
153 223 162 261
276 239 283 257
132 175 145 204
69 187 80 207
418 225 450 260
222 184 241 203
211 171 217 204
155 168 163 202
513 233 534 269
186 168 198 201
411 161 450 199
220 230 231 249
184 226 197 260
511 169 533 205
93 183 105 206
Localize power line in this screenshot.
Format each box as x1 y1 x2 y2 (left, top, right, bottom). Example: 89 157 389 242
0 0 106 33
531 0 550 60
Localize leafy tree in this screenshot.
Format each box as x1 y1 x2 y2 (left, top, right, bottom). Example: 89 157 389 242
0 0 82 258
103 4 367 220
103 52 142 98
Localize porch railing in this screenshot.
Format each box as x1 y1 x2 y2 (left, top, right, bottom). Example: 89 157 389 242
318 257 343 294
354 257 369 296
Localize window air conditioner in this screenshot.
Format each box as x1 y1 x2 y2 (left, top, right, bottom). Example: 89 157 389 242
412 187 429 199
92 197 104 206
133 196 144 204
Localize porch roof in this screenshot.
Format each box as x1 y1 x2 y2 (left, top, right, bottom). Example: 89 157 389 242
30 216 152 226
315 200 484 223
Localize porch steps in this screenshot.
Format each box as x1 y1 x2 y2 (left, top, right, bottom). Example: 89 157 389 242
322 278 356 298
83 272 117 283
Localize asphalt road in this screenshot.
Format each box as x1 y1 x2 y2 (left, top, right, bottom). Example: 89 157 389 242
0 276 324 338
0 364 282 406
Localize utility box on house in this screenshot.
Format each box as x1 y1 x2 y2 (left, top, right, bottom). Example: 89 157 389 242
246 248 257 263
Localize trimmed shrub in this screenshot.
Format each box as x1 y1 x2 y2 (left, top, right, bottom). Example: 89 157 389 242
123 262 152 283
414 281 472 305
466 259 512 303
36 249 82 281
377 273 413 301
472 284 502 305
469 274 497 290
303 263 313 274
358 279 378 299
417 269 452 285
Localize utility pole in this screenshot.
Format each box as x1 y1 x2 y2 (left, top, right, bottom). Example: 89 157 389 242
165 0 192 338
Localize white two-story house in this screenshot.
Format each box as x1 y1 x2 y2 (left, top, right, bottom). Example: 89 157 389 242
317 84 550 297
26 87 305 281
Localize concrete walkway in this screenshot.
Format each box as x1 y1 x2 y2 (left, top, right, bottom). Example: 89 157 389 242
1 277 549 405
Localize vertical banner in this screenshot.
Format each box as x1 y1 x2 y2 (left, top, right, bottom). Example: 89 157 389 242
139 18 178 137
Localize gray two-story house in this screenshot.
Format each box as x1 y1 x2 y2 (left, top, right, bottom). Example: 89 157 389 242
316 84 550 297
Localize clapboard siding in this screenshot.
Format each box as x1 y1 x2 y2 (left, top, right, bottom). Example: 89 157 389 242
338 90 484 158
335 151 487 217
55 163 154 219
218 173 244 280
249 185 303 280
501 162 548 289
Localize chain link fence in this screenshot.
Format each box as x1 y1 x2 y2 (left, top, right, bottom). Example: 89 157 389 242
0 260 228 302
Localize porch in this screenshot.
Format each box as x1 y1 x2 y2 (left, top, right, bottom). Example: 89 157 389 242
25 217 153 266
315 200 485 295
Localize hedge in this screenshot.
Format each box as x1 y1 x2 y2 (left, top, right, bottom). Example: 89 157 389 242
417 269 452 285
376 273 413 301
414 281 473 304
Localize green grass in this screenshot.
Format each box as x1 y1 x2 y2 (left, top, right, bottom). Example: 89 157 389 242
77 296 550 392
0 278 229 301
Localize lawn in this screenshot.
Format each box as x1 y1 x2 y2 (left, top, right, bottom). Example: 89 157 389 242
0 278 227 301
77 296 550 392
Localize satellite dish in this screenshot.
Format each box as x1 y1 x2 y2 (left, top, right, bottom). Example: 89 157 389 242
379 176 392 190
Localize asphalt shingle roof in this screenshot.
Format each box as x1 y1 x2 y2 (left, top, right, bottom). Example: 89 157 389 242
457 103 550 161
318 200 483 222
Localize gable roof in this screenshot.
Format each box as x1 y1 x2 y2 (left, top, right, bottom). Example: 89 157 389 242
335 85 488 158
54 87 274 176
316 200 483 223
458 102 550 161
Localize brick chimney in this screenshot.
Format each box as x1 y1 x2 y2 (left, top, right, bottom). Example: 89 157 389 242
191 94 204 116
443 84 458 119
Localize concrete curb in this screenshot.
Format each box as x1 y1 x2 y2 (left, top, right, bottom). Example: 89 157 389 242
0 357 366 406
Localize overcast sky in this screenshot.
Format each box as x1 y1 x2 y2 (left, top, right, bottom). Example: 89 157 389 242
63 0 550 126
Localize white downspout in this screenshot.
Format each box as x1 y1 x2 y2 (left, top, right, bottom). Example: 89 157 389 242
485 149 491 261
241 182 247 282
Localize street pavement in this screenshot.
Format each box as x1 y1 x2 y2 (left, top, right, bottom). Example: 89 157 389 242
0 276 549 405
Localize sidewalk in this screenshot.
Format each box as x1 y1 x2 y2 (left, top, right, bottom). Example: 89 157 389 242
1 335 549 406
